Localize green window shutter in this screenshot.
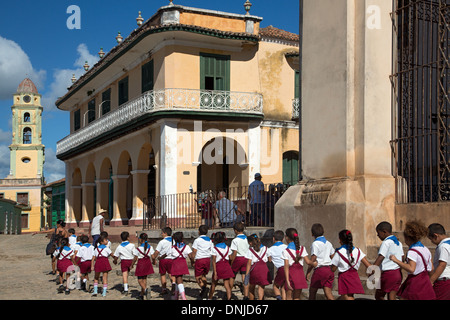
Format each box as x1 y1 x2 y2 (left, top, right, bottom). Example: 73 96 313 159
74 109 81 131
283 151 299 185
118 77 129 106
200 53 230 91
102 89 111 115
88 98 96 123
295 71 300 99
141 60 154 93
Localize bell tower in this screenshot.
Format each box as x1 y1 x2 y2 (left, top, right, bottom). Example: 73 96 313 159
8 78 45 179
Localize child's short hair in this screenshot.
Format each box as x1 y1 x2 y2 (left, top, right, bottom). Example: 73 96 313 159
100 231 108 237
376 221 393 233
233 222 245 233
198 225 208 235
162 227 172 236
311 223 324 237
428 223 446 236
120 231 130 241
80 235 89 243
68 228 75 234
273 230 284 241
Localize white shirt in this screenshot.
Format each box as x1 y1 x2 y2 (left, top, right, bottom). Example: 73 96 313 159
68 234 77 247
94 244 112 258
54 246 74 261
310 237 335 268
192 235 213 260
246 246 269 265
378 236 404 271
114 241 136 260
268 241 287 269
407 245 433 275
230 234 249 257
331 246 366 273
211 244 231 262
168 244 192 259
76 243 94 262
133 243 155 259
434 238 450 280
91 215 104 235
282 246 308 266
155 237 174 259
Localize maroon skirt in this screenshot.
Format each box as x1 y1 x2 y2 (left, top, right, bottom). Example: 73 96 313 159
57 259 73 274
120 259 133 273
274 266 286 287
285 263 308 290
433 279 450 300
250 260 271 286
195 258 211 277
159 258 173 275
232 256 248 274
398 271 436 300
338 269 364 295
94 256 112 273
79 260 92 274
216 259 235 280
380 269 402 293
135 257 154 277
171 257 189 277
310 266 334 289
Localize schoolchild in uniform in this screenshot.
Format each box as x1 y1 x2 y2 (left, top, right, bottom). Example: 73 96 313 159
390 220 435 300
210 232 235 300
306 223 335 300
230 222 250 293
268 230 287 300
330 229 372 300
374 221 404 300
168 231 192 300
68 228 77 248
153 227 175 295
282 228 313 300
53 237 75 295
244 234 272 300
112 231 136 296
131 232 155 300
91 234 112 297
100 231 112 250
191 225 213 300
71 235 83 266
76 235 94 292
428 223 450 300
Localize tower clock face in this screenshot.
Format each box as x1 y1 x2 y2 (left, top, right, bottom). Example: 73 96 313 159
23 95 31 103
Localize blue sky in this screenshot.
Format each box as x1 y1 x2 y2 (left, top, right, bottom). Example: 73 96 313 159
0 0 299 183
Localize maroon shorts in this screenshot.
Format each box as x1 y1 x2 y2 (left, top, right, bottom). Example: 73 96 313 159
338 269 364 295
433 279 450 300
195 258 211 277
232 256 248 274
310 266 334 289
79 260 92 274
120 259 133 273
274 266 286 287
159 258 173 275
380 269 402 293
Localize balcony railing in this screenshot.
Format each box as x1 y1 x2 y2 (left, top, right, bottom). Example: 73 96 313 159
56 89 263 156
292 98 300 120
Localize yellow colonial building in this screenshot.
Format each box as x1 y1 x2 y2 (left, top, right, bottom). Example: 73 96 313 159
56 2 299 229
0 78 45 232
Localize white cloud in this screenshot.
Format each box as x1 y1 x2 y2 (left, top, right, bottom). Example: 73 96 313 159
0 144 11 179
41 43 99 110
43 147 65 183
0 36 46 100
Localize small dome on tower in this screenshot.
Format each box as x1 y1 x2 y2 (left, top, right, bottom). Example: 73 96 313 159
16 78 38 94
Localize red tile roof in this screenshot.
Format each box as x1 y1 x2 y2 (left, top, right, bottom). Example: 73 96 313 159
259 25 299 42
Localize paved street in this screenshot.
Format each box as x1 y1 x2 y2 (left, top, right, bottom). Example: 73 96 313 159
0 233 255 300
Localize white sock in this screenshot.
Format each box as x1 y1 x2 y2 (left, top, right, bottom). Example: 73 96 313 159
178 284 185 293
124 283 128 291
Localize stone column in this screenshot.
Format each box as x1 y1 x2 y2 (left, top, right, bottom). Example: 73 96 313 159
275 0 395 258
129 170 150 226
80 183 95 227
95 179 110 216
248 121 261 181
110 175 129 227
159 120 178 196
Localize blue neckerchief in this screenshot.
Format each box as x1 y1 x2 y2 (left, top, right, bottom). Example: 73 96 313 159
70 234 76 238
236 234 247 240
287 242 296 250
98 244 107 249
174 242 185 249
337 244 354 251
121 241 130 247
76 242 82 246
139 242 149 248
386 235 400 246
409 241 424 249
314 236 326 243
82 243 91 248
442 240 450 246
63 246 71 251
272 241 284 247
215 243 227 249
164 237 172 242
200 235 211 242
